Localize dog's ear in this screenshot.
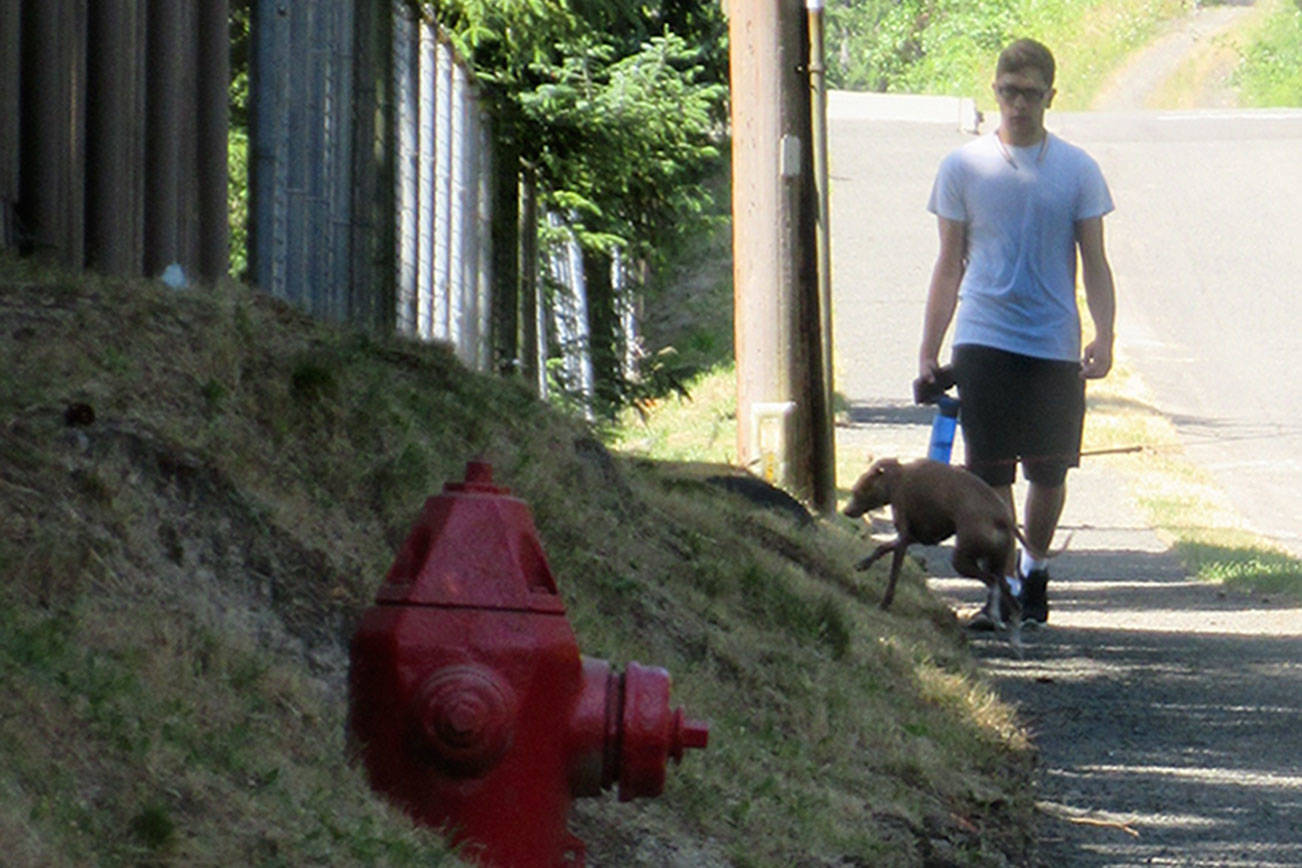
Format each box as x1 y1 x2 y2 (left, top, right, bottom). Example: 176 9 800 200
874 457 901 476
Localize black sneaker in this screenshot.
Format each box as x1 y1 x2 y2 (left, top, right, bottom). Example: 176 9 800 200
1020 568 1050 626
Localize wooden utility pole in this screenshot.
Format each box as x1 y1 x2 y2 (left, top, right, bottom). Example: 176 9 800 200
727 0 834 510
806 0 836 514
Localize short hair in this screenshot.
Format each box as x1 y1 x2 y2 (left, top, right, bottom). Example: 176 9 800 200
997 39 1055 87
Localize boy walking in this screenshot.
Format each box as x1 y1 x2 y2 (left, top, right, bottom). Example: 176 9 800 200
918 38 1117 626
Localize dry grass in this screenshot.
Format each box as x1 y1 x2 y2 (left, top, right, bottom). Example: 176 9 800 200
1040 0 1194 110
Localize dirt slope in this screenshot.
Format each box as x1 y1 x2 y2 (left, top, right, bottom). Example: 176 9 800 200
1090 2 1260 110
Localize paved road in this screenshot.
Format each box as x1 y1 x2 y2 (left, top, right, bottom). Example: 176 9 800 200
829 103 1302 558
1057 108 1302 559
828 96 1302 865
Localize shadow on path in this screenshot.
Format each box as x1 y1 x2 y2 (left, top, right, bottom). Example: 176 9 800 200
925 543 1302 866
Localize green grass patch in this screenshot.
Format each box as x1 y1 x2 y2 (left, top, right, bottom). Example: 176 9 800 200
607 362 738 463
1175 537 1302 595
1235 0 1302 107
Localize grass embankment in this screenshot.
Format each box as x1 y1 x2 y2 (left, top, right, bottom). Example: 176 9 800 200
1143 0 1296 110
0 255 1034 865
1037 0 1191 108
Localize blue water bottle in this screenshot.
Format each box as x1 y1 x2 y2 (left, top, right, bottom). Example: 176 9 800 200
927 395 960 463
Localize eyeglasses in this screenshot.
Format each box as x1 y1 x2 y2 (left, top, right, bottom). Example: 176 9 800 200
995 84 1048 103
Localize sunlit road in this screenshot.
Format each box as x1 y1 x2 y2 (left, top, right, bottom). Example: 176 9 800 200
830 101 1302 558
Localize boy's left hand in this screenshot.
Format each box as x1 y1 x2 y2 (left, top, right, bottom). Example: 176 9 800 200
1081 339 1112 379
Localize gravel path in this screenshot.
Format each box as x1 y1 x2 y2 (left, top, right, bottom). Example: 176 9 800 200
934 460 1302 866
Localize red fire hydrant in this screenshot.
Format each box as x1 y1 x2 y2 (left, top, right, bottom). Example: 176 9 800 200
349 460 708 866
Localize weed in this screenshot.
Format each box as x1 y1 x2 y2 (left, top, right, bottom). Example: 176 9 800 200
815 594 853 660
201 377 228 413
290 355 339 403
129 800 176 849
0 607 74 671
1177 539 1302 593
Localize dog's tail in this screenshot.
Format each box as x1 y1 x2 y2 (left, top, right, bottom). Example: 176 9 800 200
1012 526 1074 561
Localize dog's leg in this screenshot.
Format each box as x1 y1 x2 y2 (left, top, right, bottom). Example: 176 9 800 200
855 539 898 572
995 573 1024 658
953 547 1005 629
879 543 910 610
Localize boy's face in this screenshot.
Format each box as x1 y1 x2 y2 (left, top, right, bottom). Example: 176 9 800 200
993 67 1055 145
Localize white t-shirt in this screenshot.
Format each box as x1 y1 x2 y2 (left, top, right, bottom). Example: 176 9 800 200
927 131 1114 362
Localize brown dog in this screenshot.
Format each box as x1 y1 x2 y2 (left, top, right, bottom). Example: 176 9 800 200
843 457 1034 651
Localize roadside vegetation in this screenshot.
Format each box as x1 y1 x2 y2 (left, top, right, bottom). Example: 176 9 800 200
826 0 1195 110
1144 0 1301 110
1235 0 1302 106
225 0 730 417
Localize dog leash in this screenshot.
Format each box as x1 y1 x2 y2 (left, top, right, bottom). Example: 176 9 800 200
959 430 1302 468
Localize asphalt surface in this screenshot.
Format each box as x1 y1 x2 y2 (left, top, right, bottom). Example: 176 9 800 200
828 73 1302 868
1052 107 1302 561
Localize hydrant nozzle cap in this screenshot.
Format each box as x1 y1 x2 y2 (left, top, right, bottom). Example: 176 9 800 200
616 662 709 801
671 708 710 761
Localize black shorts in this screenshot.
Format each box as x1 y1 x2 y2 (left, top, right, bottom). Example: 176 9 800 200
952 344 1085 488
